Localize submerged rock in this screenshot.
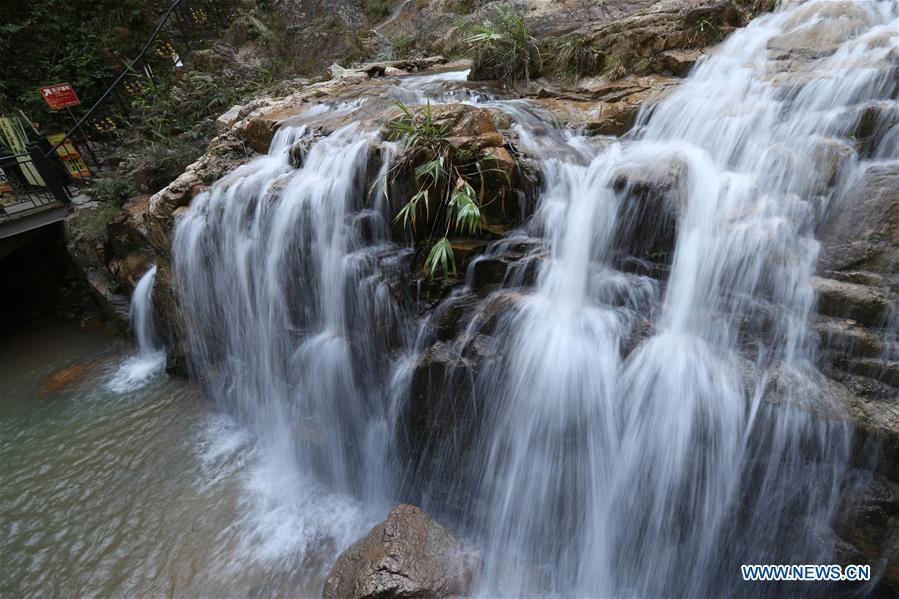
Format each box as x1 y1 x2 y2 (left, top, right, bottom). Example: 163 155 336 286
40 359 104 396
322 504 480 599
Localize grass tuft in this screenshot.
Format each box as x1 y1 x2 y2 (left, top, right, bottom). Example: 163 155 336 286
463 2 540 86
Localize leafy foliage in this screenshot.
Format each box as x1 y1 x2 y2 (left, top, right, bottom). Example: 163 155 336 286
0 0 148 130
463 2 541 86
86 173 133 206
425 237 457 278
385 101 510 279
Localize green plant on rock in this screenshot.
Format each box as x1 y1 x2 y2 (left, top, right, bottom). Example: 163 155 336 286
463 2 541 86
694 17 721 43
363 0 395 23
384 100 510 279
551 34 601 81
632 56 652 74
602 54 628 81
376 33 418 61
87 174 133 206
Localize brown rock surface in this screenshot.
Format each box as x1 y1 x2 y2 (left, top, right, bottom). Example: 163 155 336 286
323 504 480 599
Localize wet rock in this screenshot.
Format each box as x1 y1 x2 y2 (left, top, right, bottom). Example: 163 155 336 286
108 253 153 291
809 136 855 192
854 101 898 157
612 156 687 263
576 0 772 80
818 162 899 277
763 366 899 482
323 504 480 599
84 269 130 325
448 239 490 274
659 48 703 76
329 63 371 82
843 358 899 390
470 257 508 292
423 292 483 342
835 471 899 589
769 0 881 59
359 57 448 77
532 75 677 137
107 196 152 259
817 317 898 389
215 104 243 132
379 0 775 82
239 116 281 154
150 259 186 375
147 169 201 255
813 277 894 328
817 318 885 360
405 340 477 461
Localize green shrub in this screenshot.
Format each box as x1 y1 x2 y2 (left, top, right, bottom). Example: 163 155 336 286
86 175 133 206
0 0 148 131
384 101 510 278
464 2 540 85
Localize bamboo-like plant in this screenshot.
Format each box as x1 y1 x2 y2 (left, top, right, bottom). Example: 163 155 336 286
384 100 510 278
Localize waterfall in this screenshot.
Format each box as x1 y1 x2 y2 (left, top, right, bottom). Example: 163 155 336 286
445 1 897 596
108 265 167 392
169 0 897 595
172 119 412 571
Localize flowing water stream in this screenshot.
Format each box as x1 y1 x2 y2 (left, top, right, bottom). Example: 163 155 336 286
3 0 897 596
107 266 167 393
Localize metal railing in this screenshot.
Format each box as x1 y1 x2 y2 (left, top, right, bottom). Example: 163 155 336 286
0 144 74 222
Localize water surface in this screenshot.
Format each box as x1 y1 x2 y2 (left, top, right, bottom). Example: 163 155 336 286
0 319 339 597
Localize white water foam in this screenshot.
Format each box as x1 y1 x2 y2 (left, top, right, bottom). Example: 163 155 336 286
107 265 166 392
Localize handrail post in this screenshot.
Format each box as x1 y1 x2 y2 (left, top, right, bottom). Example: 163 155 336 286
27 142 72 205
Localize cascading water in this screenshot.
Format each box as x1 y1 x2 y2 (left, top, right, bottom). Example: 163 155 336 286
416 0 896 595
108 265 167 392
172 119 412 578
169 0 897 595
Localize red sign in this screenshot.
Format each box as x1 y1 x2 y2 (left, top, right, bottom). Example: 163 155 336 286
39 83 81 110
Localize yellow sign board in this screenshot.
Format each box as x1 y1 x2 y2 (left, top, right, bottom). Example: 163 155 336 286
47 133 91 179
0 116 45 187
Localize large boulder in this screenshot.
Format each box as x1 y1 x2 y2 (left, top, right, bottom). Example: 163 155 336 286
323 504 480 599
